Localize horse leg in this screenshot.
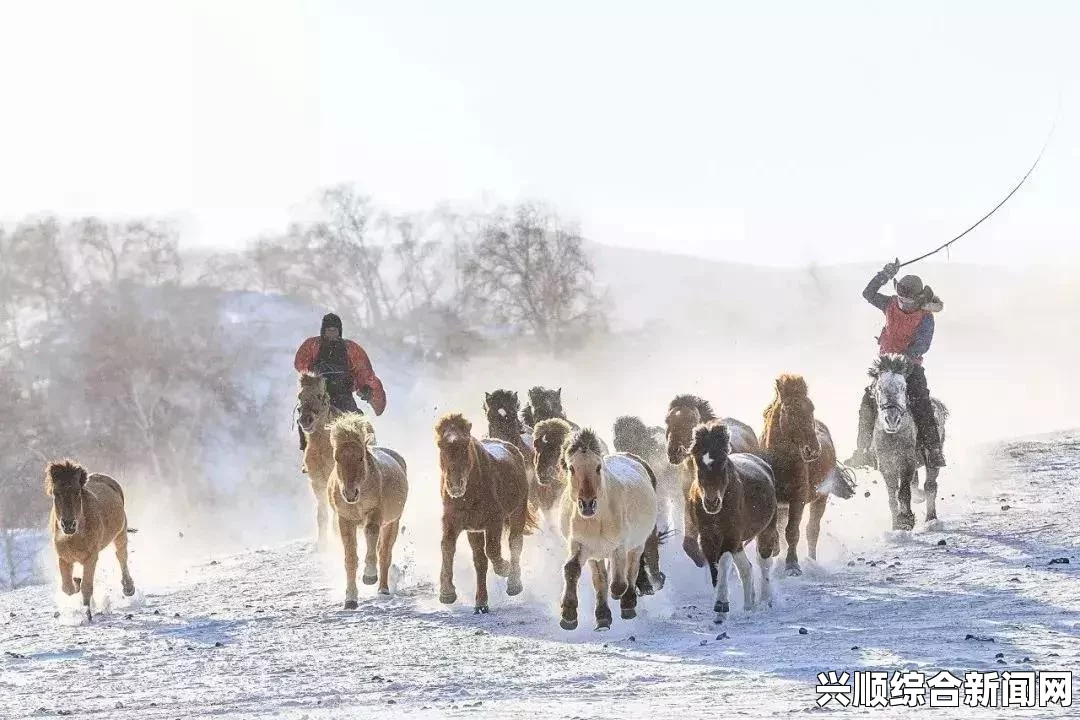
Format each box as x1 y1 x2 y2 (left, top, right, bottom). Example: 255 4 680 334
733 548 755 610
775 503 789 558
882 467 901 529
784 501 805 576
591 559 612 630
506 507 525 597
713 550 734 623
339 517 360 609
316 490 329 547
896 465 916 531
756 517 779 607
362 520 379 585
376 519 398 595
621 547 643 620
924 467 940 523
79 553 98 622
560 546 582 630
681 493 706 568
806 494 828 562
467 531 489 614
56 557 76 595
637 526 662 595
484 521 510 577
609 548 630 599
114 529 136 597
439 521 462 605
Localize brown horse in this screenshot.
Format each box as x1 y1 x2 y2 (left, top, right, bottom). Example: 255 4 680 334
45 460 136 621
688 421 779 623
483 389 544 512
664 395 759 567
521 386 579 430
327 414 408 606
760 374 851 575
296 373 344 547
435 413 536 613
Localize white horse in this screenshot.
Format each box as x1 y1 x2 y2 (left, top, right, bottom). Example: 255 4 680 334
547 427 658 631
868 354 948 530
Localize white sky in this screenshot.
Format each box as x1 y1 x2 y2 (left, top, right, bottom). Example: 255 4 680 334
0 0 1077 266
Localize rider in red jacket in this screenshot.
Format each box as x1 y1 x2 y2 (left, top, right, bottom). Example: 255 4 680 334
847 261 946 470
294 313 386 450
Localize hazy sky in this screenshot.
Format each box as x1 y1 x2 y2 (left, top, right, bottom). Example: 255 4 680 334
1 1 1077 266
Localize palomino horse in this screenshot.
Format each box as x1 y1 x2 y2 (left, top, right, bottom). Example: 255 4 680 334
868 354 949 530
327 414 408 606
521 386 579 430
296 373 344 547
45 460 136 621
535 418 663 597
543 427 660 630
483 389 541 510
435 413 536 613
688 420 779 624
613 415 681 536
664 395 759 567
761 374 854 575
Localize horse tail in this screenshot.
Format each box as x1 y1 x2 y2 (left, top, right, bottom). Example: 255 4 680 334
821 463 857 499
520 499 541 536
329 413 375 455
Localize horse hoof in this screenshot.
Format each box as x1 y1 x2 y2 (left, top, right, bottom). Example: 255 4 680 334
439 590 457 605
713 614 726 625
610 581 628 599
506 578 523 596
362 573 378 586
474 605 489 615
713 600 730 614
84 608 93 623
786 564 803 577
595 620 612 631
343 600 358 610
621 607 637 620
377 588 390 596
122 583 136 597
560 617 578 631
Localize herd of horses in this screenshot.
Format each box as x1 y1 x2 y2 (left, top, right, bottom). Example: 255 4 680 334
42 353 947 628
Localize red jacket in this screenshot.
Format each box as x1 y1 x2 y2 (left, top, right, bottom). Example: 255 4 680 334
293 338 387 415
878 299 928 365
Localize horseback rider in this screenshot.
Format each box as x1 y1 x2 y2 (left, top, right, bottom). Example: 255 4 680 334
294 313 386 451
846 260 947 470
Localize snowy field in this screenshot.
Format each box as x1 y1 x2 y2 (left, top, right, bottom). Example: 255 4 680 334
2 429 1078 718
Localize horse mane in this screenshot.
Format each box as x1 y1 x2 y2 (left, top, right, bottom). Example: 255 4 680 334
533 417 573 448
668 394 716 422
762 374 809 446
690 420 730 456
298 372 326 392
435 412 473 443
45 458 85 488
566 427 604 458
329 414 376 452
613 416 649 451
869 353 912 379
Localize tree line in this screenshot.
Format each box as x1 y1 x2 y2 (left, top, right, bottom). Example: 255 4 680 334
0 188 608 588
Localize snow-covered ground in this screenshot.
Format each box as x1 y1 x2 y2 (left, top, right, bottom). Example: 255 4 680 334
3 429 1077 718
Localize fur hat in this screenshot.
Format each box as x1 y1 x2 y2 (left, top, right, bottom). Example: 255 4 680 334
320 313 343 335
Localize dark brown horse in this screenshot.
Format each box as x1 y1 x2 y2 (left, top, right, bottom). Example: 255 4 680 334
483 389 542 511
521 386 579 430
664 395 759 567
760 374 853 576
688 421 778 624
435 413 537 613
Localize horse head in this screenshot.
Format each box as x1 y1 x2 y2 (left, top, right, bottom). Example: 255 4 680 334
483 389 522 434
870 354 913 435
767 375 821 462
46 459 87 535
532 418 574 486
297 373 331 433
563 428 606 518
435 414 477 499
689 421 733 515
526 386 566 423
665 395 716 464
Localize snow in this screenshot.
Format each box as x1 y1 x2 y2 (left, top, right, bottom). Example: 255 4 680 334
3 431 1078 718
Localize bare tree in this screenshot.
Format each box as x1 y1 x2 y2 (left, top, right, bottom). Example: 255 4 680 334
462 202 605 349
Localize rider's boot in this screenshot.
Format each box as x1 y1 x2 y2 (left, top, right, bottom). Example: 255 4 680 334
844 388 877 469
